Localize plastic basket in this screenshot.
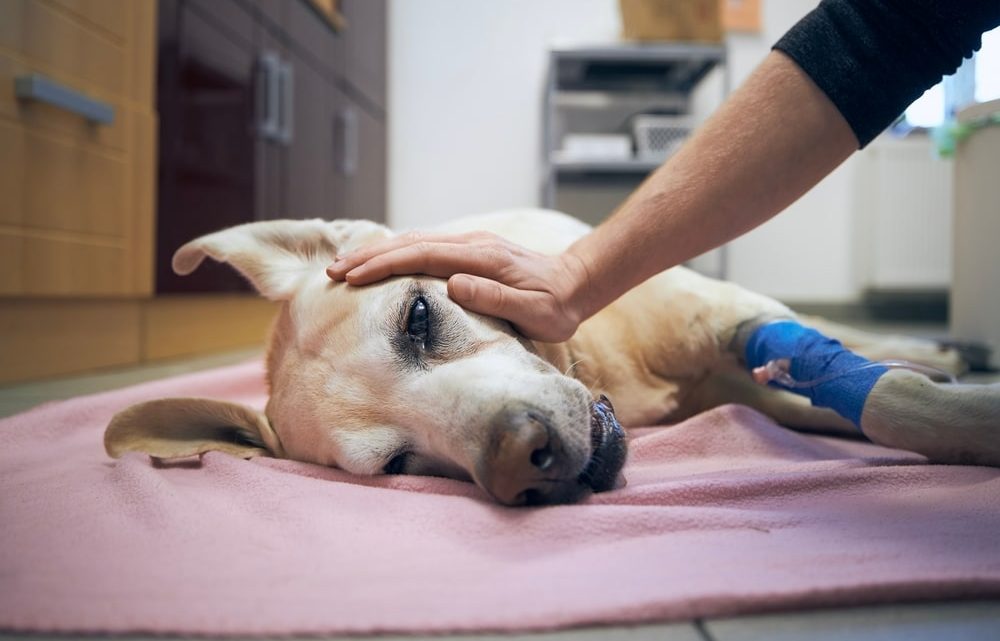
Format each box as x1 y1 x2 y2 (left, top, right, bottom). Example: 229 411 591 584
632 114 692 160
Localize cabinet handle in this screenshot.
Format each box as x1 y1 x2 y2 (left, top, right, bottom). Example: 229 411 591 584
256 52 281 140
277 60 294 145
14 74 114 125
338 106 359 176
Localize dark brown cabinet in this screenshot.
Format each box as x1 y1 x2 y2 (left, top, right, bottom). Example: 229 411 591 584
156 0 387 292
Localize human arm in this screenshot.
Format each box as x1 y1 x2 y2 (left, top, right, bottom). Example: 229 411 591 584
329 50 857 341
329 0 1000 341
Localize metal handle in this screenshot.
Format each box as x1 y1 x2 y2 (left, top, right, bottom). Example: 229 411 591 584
277 60 294 145
256 52 281 140
338 106 358 175
14 74 115 125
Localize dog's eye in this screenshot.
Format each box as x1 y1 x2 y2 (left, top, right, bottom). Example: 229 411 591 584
383 452 409 475
407 297 430 346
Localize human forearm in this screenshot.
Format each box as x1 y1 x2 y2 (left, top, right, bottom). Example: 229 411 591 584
563 50 858 320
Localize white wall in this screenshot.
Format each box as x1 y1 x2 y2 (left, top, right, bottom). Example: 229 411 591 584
388 0 620 229
387 0 951 304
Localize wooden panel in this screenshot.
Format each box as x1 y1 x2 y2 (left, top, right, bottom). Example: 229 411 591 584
0 0 156 297
128 109 156 295
0 120 127 235
0 53 128 152
0 0 128 98
0 235 23 293
17 232 128 295
49 0 129 42
142 295 278 361
287 0 344 78
284 49 342 219
126 0 156 106
0 299 141 384
0 294 273 383
340 0 385 110
342 104 386 221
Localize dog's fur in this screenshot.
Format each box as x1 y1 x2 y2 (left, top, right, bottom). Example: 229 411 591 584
106 210 1000 505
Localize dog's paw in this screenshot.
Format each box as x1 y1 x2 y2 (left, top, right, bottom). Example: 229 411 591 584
861 369 1000 467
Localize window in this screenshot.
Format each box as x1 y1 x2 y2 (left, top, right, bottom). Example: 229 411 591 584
902 26 1000 129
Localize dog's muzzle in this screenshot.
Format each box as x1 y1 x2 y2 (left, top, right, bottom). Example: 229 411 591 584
477 395 628 506
578 395 627 493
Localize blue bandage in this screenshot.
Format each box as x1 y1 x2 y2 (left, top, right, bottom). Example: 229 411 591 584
744 321 888 429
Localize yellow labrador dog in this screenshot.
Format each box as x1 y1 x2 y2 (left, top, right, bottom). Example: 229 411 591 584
106 209 1000 505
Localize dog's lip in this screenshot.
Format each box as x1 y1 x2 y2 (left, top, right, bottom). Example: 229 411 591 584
578 394 627 492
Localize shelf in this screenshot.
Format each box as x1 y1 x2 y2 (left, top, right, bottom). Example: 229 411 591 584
550 42 726 62
551 157 663 174
551 42 725 93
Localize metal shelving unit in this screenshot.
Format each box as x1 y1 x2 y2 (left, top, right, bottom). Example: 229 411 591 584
541 42 729 277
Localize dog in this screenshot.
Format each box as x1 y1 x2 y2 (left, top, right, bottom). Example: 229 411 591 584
105 209 1000 505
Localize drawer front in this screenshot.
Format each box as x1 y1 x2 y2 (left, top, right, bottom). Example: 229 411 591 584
0 52 128 152
0 109 155 296
0 119 127 235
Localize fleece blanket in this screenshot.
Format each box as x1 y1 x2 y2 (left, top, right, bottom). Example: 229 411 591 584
1 360 999 637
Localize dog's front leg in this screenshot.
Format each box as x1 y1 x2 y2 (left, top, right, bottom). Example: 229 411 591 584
731 316 1000 467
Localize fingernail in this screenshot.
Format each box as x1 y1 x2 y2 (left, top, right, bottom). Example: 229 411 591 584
451 276 473 301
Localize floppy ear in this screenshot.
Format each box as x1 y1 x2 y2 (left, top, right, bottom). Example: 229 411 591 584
172 218 392 300
105 398 286 461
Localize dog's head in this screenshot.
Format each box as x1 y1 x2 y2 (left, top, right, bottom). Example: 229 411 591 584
106 219 626 505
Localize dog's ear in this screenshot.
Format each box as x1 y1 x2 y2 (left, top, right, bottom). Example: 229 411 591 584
105 398 286 461
172 219 392 300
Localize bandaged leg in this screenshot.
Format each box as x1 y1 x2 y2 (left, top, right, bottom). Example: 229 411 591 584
742 320 887 431
738 318 1000 466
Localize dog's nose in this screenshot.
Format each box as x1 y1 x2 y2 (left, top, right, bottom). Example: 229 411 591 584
477 406 582 506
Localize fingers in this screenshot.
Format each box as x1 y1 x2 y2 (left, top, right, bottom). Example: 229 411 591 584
326 231 491 281
330 239 512 286
448 275 575 343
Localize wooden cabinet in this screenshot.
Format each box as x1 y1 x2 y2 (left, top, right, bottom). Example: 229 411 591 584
156 0 387 293
0 0 386 382
0 0 157 296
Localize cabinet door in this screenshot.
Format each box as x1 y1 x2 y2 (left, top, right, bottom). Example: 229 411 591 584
156 0 256 293
340 103 386 223
253 18 285 223
341 0 386 111
282 50 346 220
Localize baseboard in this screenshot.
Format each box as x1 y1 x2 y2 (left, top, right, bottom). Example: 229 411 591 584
0 296 278 384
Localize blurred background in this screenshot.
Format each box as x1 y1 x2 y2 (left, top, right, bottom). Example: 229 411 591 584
2 0 999 387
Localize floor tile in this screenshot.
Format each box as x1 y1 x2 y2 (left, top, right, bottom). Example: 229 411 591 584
704 600 1000 641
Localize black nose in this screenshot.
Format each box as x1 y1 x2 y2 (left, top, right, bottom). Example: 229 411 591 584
476 406 585 506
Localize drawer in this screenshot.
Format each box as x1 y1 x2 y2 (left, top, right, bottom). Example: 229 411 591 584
0 108 156 296
0 52 128 152
0 118 128 236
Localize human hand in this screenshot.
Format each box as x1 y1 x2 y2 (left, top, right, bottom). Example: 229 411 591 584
326 231 592 342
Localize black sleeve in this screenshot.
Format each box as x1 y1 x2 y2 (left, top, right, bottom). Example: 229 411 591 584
773 0 1000 148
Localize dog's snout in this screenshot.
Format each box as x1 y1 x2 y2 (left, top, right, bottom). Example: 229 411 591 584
477 406 584 506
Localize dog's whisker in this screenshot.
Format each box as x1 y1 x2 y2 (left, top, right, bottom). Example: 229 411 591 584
564 359 585 377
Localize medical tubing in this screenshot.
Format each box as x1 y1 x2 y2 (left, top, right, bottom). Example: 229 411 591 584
764 358 957 389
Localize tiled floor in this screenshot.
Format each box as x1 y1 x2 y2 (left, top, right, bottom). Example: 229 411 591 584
1 322 998 641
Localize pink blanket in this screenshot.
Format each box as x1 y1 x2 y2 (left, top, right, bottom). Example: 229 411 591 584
2 360 998 636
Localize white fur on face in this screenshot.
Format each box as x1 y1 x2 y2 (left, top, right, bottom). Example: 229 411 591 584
265 274 593 484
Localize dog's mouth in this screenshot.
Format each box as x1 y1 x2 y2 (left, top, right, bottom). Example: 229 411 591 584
578 395 627 492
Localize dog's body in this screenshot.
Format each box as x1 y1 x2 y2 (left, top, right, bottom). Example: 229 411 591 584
106 209 1000 505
